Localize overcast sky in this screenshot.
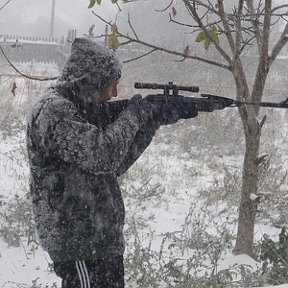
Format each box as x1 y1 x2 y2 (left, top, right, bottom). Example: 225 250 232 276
0 0 286 42
0 0 117 39
0 0 182 45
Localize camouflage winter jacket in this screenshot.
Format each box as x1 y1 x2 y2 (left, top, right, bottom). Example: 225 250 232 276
26 86 159 262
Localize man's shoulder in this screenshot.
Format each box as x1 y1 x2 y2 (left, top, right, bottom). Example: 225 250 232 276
44 89 74 108
29 88 79 125
35 89 75 114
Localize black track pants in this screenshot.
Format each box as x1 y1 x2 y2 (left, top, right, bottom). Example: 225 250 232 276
54 256 124 288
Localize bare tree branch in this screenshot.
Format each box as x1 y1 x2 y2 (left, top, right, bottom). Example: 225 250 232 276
0 0 13 12
246 0 262 52
123 48 157 63
184 0 288 19
269 22 288 66
217 0 235 53
92 12 231 70
261 0 272 56
271 4 288 14
183 0 232 65
214 0 250 103
240 34 257 52
154 0 174 12
169 12 222 30
189 0 223 17
234 0 244 57
128 13 139 40
118 39 133 46
0 45 58 81
168 13 202 29
252 0 272 106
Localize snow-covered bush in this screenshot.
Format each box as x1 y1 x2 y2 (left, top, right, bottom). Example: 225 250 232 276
259 227 288 285
0 194 36 247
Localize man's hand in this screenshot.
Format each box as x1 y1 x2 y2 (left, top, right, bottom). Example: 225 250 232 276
128 94 158 126
144 95 198 125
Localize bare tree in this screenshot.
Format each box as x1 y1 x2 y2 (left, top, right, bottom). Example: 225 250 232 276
93 0 288 257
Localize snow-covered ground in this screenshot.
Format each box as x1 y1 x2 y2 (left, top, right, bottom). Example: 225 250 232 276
0 65 288 287
1 125 287 288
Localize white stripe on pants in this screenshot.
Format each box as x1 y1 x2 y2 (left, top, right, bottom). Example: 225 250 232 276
75 261 90 288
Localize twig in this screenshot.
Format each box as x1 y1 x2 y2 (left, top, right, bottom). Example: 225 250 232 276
269 22 288 66
1 281 30 288
234 0 244 56
0 0 13 12
0 45 58 81
40 246 51 265
192 0 223 17
240 35 257 53
20 242 29 260
169 12 222 29
246 0 262 54
217 0 235 52
92 12 232 70
128 13 139 40
123 48 157 63
193 0 288 19
154 0 174 12
119 39 133 46
184 0 232 65
271 4 288 14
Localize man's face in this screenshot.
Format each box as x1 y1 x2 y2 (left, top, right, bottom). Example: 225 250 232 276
97 80 119 103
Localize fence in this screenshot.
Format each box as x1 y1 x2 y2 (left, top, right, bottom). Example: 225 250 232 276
0 30 76 45
0 40 72 69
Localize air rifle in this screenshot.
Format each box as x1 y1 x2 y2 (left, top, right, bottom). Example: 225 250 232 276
134 82 288 111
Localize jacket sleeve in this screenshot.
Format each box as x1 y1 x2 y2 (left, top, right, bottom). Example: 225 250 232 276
38 97 144 175
116 118 159 176
103 100 160 176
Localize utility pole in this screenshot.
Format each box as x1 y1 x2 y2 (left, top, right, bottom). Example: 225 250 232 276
49 0 56 38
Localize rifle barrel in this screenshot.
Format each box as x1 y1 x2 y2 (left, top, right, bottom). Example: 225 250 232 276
244 102 288 108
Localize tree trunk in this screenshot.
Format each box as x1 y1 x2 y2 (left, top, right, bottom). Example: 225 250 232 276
234 115 261 257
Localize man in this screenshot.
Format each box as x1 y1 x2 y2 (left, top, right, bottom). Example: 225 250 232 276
26 37 197 287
